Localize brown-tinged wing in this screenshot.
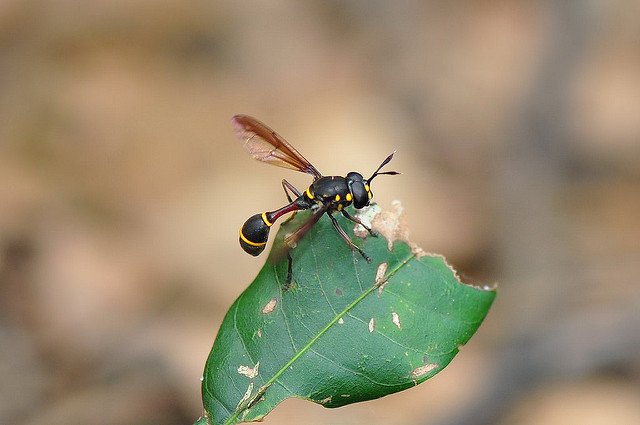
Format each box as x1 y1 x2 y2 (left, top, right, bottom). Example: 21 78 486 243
232 115 322 179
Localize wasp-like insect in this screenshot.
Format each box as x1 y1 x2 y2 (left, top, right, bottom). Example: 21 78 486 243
234 115 399 285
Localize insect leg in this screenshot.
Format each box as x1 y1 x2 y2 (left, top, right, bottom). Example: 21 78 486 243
328 212 372 262
341 209 377 237
274 206 327 289
281 179 303 222
284 251 293 290
281 179 302 202
284 206 327 250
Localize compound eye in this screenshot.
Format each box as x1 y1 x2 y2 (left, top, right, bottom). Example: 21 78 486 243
350 181 368 209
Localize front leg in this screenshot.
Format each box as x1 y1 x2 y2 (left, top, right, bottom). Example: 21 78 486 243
328 212 372 262
281 179 302 202
283 251 294 290
281 179 303 223
341 209 377 237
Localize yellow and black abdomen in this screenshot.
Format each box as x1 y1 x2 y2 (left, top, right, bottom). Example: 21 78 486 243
239 212 272 256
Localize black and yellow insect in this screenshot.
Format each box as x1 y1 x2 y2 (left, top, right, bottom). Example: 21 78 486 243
233 115 398 281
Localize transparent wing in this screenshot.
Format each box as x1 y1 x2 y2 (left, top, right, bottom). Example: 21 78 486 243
284 206 327 249
232 115 322 179
269 206 328 264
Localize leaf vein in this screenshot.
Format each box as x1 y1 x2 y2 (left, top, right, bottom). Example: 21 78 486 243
233 294 260 371
274 264 299 352
309 348 403 387
345 312 426 354
310 241 338 315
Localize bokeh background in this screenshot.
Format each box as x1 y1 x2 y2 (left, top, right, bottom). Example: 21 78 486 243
2 1 639 424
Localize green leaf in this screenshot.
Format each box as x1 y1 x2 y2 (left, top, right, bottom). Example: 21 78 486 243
199 205 495 425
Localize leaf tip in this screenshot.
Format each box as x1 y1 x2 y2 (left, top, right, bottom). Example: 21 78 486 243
193 413 210 425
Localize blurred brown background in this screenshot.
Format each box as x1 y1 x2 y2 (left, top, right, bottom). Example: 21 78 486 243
1 1 639 425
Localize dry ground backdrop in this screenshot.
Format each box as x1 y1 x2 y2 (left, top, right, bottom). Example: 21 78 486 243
1 1 639 425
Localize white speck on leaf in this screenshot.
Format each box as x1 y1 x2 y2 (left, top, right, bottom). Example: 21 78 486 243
319 396 332 405
375 262 388 288
262 298 277 314
392 312 401 329
338 317 344 325
237 362 260 379
236 382 254 408
411 363 438 379
368 318 375 333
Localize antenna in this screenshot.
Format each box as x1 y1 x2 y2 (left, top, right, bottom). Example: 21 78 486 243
368 151 400 183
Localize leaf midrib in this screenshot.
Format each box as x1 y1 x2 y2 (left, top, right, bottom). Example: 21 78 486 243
223 251 415 424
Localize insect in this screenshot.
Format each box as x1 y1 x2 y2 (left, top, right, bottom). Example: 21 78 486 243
234 115 399 285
